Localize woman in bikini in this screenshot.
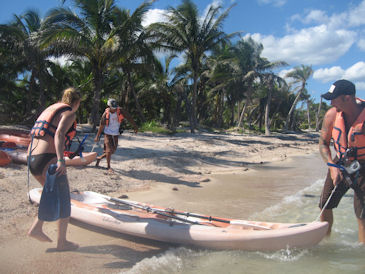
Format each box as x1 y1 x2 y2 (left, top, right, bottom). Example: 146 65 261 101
27 87 81 251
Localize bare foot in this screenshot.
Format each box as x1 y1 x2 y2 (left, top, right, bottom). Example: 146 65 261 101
107 168 114 173
95 158 101 167
56 240 79 251
28 230 52 242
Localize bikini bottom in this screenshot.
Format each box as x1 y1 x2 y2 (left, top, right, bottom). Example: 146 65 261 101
28 153 57 176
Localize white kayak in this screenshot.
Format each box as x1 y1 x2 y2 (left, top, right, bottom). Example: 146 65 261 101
28 188 328 251
0 150 97 166
64 152 97 166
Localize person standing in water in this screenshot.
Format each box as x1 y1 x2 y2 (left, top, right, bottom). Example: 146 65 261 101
94 98 138 173
319 79 365 243
27 87 81 251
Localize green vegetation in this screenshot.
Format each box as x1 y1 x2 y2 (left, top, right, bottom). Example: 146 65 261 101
0 0 330 135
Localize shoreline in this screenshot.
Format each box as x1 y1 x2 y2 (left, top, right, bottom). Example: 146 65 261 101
0 129 321 273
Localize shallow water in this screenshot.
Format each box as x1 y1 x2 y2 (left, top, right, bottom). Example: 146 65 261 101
124 153 365 274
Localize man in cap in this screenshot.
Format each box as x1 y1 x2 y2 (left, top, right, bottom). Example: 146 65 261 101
94 98 138 172
319 79 365 243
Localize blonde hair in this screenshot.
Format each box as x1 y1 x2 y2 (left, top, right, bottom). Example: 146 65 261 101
61 87 81 106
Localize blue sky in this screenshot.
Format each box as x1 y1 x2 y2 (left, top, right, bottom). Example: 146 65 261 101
1 0 365 103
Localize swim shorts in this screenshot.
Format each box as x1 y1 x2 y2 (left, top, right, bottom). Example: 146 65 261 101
319 165 365 219
104 134 118 154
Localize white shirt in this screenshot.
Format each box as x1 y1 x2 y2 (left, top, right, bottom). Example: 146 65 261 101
104 112 120 136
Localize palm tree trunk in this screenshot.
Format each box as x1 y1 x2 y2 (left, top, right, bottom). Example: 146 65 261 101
91 69 102 132
191 73 199 133
265 83 273 136
286 89 303 130
127 71 146 123
315 97 323 131
237 88 252 128
306 99 311 130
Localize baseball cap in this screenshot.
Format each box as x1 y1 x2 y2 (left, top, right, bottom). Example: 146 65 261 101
321 79 355 100
107 98 118 109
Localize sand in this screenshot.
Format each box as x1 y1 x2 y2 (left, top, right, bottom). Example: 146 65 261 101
0 127 320 273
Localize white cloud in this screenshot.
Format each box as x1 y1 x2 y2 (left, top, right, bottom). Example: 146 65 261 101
313 66 344 82
313 62 365 84
356 81 365 91
291 10 328 25
48 56 72 67
278 68 293 79
142 9 168 27
247 0 365 69
245 25 356 65
343 61 365 81
348 0 365 27
257 0 287 7
358 39 365 51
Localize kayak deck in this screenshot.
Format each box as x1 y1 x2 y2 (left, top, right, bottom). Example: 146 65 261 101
29 188 329 251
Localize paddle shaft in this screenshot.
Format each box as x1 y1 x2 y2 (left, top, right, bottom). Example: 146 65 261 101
108 197 200 225
69 134 88 159
107 196 271 229
316 185 337 222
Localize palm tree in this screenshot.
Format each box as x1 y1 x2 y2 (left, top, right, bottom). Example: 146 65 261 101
285 64 313 131
315 96 323 131
233 38 273 129
262 73 287 135
113 2 160 122
0 10 55 120
149 0 237 133
204 43 236 127
40 0 153 131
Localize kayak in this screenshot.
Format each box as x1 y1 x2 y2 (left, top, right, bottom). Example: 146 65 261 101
2 148 27 164
64 152 97 166
29 188 329 251
0 150 96 166
0 150 11 166
0 129 31 147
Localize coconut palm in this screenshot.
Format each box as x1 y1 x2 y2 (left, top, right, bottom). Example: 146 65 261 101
113 3 160 122
0 9 56 120
261 73 287 135
40 0 153 130
233 38 270 129
285 64 313 131
149 0 237 133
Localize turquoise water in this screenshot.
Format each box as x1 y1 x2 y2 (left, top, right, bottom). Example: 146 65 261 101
123 155 365 274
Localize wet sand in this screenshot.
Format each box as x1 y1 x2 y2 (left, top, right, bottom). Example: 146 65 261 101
0 129 321 273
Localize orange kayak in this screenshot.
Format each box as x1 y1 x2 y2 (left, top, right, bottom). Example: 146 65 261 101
29 188 329 251
0 129 31 147
0 151 11 166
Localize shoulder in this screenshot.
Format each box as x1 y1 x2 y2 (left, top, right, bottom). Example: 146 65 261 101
60 110 76 121
119 108 128 115
324 107 337 121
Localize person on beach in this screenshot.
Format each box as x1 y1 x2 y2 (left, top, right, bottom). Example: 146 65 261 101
27 87 81 251
94 98 138 172
319 79 365 243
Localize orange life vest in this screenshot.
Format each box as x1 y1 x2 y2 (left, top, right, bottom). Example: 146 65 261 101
30 102 77 146
105 107 124 126
332 101 365 161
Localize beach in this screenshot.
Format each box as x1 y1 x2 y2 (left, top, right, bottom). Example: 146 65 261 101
0 128 321 273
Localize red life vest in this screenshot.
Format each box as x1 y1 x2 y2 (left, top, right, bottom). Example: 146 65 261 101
30 102 77 146
332 100 365 161
105 107 124 126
